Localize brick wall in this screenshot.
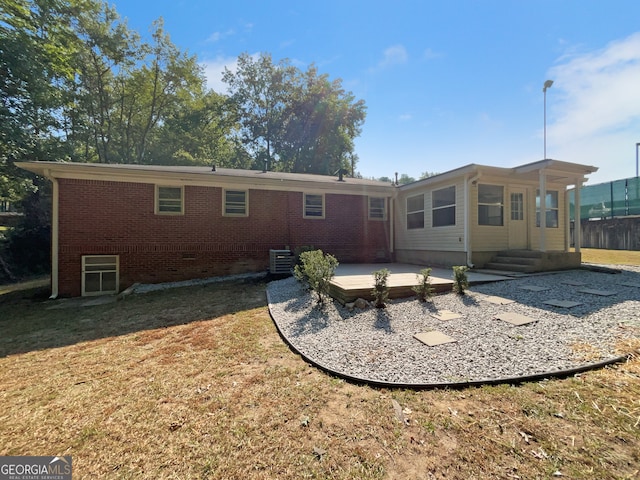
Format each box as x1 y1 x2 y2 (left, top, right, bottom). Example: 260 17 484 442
57 179 391 296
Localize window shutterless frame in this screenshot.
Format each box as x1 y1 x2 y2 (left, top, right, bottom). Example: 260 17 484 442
155 185 184 215
223 189 248 216
368 196 387 220
406 194 425 229
432 186 456 227
303 193 325 219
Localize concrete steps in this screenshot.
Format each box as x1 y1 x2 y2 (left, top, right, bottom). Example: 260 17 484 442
485 250 543 273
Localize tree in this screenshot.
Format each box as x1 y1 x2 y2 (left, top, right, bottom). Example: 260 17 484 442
223 53 366 174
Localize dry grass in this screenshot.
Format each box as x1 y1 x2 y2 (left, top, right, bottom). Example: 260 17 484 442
1 257 640 479
579 248 640 266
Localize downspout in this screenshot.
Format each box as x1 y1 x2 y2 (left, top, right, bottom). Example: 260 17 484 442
47 173 59 299
465 173 480 268
388 196 394 255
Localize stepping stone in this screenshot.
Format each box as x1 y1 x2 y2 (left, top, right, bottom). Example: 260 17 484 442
562 280 586 286
543 299 582 308
577 288 616 297
519 285 549 292
483 295 515 305
496 312 537 326
414 331 457 347
620 282 640 288
431 310 462 321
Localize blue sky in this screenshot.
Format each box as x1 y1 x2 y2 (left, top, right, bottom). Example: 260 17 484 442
113 0 640 185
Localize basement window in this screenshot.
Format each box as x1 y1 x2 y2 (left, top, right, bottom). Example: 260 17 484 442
82 255 119 296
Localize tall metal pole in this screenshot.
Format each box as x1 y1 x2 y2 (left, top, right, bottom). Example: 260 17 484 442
543 80 553 160
636 142 639 177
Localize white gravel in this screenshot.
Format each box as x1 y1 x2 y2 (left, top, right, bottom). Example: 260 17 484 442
267 265 640 385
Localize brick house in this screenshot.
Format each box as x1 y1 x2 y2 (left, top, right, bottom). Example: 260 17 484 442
18 158 596 297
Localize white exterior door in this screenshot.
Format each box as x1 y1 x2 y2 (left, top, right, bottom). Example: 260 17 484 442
509 189 528 249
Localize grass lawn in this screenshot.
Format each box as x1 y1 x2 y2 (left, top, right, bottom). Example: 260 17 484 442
1 251 639 479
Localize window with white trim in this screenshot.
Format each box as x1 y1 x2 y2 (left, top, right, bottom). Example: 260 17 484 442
478 184 504 226
368 197 386 220
406 194 424 229
510 192 524 221
304 193 324 218
536 189 559 228
156 186 183 214
82 255 119 296
432 186 456 227
224 189 248 216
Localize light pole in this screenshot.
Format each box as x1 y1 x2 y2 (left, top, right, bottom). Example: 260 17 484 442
636 142 639 177
543 80 553 160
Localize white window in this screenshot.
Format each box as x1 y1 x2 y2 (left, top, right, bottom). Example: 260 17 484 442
156 186 183 215
82 255 119 296
432 186 456 227
478 184 504 226
406 194 424 229
368 197 387 220
304 193 324 218
224 189 248 216
536 190 559 228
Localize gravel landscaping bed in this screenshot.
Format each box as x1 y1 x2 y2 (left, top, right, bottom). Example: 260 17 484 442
267 266 640 385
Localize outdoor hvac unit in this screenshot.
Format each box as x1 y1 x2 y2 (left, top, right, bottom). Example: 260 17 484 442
269 249 293 274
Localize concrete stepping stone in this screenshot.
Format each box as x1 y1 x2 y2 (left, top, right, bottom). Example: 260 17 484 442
577 288 616 297
431 310 462 321
562 280 586 286
620 282 640 288
496 312 537 326
482 295 515 305
519 285 550 292
414 331 457 346
543 299 582 308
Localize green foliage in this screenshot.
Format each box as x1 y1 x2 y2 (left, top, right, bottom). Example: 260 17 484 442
223 52 366 175
452 266 469 295
293 249 338 304
371 268 390 308
412 268 434 302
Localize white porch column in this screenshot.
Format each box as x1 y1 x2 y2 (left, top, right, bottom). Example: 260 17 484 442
574 179 582 253
539 171 547 252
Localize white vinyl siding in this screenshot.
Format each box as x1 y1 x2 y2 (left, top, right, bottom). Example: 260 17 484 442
303 193 324 219
395 180 465 252
82 255 119 296
470 182 509 251
224 189 248 216
156 186 183 215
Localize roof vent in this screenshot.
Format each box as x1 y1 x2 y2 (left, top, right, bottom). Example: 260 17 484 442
335 168 349 182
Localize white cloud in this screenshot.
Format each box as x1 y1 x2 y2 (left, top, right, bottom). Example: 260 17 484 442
200 55 240 93
376 44 408 70
547 32 640 181
398 113 413 121
422 48 442 60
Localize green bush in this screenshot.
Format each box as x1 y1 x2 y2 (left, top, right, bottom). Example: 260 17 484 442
413 268 434 302
293 249 338 304
452 265 469 295
371 268 390 308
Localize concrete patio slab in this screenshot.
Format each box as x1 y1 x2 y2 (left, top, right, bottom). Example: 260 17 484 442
577 288 616 297
482 295 515 305
562 280 586 286
414 331 457 347
543 299 583 308
496 312 537 326
431 310 462 321
620 282 640 288
519 285 550 292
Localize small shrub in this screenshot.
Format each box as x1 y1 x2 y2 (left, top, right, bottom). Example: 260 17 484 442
371 268 390 308
413 268 434 302
293 249 338 304
452 265 469 295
